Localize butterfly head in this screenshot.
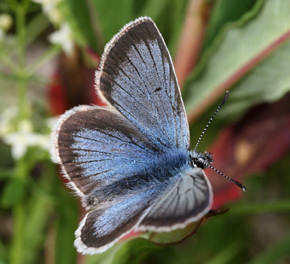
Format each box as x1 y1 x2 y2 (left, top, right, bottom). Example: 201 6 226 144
190 151 213 169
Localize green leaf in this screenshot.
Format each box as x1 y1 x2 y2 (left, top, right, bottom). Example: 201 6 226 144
138 0 171 20
183 0 290 121
222 38 290 119
54 181 78 264
92 0 135 45
247 231 290 264
112 238 160 264
148 0 187 54
204 241 242 264
86 242 125 264
91 0 186 53
0 238 8 264
149 219 202 245
60 0 100 52
0 167 13 179
204 0 259 49
229 200 290 215
0 178 26 208
23 163 56 264
60 0 187 55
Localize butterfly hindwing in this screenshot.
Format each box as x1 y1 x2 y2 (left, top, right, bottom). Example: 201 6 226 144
74 187 159 254
74 167 212 254
138 167 212 231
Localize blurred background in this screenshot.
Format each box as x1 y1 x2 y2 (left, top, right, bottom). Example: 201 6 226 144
0 0 290 263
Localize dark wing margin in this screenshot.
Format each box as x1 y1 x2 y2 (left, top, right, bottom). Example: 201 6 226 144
74 199 149 255
74 184 167 254
51 105 159 209
95 16 190 151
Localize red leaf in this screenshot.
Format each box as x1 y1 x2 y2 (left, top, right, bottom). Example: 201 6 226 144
207 93 290 208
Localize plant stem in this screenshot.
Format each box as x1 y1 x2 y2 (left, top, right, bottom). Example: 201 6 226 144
27 45 60 76
26 12 50 47
10 159 27 264
10 2 30 264
231 200 290 215
15 4 29 121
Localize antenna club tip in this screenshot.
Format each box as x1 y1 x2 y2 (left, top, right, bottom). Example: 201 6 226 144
221 91 230 105
242 186 247 192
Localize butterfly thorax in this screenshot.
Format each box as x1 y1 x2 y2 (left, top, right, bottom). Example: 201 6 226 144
89 148 193 206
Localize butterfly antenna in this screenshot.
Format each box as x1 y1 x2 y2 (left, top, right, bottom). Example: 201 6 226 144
194 91 229 152
208 164 247 192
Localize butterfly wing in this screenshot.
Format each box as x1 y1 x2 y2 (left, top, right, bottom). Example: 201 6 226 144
51 105 212 253
51 105 160 209
138 167 213 232
96 17 189 151
51 16 211 255
73 167 212 254
74 186 165 254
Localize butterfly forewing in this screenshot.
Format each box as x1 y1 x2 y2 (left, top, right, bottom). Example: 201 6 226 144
96 17 190 150
52 105 160 208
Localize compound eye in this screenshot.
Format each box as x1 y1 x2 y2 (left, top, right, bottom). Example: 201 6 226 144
193 158 205 169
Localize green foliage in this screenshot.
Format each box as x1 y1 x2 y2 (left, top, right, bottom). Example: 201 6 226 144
183 0 290 119
204 0 259 49
1 178 27 208
111 238 161 264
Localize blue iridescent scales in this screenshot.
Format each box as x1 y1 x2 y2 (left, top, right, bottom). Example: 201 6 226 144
51 17 212 255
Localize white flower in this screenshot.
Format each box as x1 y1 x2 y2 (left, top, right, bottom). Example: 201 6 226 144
46 116 59 128
47 8 62 25
0 106 18 136
48 23 74 56
0 13 13 31
3 120 50 160
0 13 13 42
32 0 62 24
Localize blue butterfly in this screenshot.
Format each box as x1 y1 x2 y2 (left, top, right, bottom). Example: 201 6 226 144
51 17 246 254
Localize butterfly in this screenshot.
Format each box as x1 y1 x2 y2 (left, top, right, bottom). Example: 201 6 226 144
51 16 246 255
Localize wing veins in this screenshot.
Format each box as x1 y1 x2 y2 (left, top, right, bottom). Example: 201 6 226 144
173 182 181 214
157 38 178 146
104 54 150 101
127 30 170 140
111 44 168 137
158 182 180 216
110 99 166 148
78 163 137 179
101 71 162 125
67 133 148 152
64 147 145 161
64 158 112 166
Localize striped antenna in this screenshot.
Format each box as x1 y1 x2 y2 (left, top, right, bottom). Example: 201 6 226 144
208 164 247 191
194 90 229 152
